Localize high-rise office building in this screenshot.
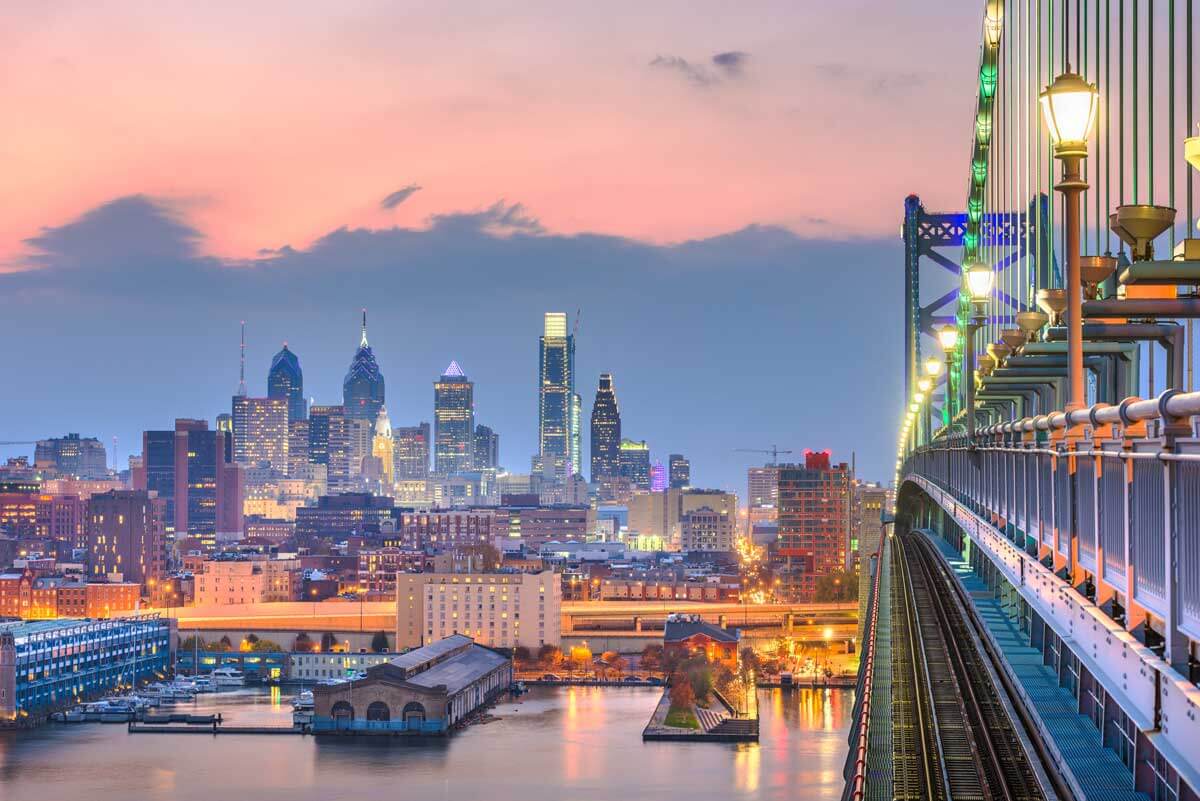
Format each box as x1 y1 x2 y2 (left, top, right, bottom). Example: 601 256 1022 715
474 425 499 470
775 450 851 602
537 312 576 485
589 373 621 490
571 392 582 478
231 396 289 474
267 343 306 423
372 408 394 488
433 361 475 474
343 311 385 422
87 490 167 591
393 423 431 481
134 419 242 547
307 405 342 468
34 434 108 479
747 465 780 534
668 454 690 489
287 420 310 475
618 439 651 491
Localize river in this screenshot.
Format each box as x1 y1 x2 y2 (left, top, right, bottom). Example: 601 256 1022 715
0 686 852 801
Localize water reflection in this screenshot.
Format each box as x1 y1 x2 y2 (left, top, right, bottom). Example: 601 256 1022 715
0 686 852 801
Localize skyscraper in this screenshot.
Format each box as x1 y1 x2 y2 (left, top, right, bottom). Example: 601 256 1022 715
393 424 431 480
668 454 690 489
433 361 475 474
307 405 342 467
537 312 576 485
134 419 242 548
589 373 621 496
474 425 499 470
618 439 651 491
649 462 668 492
343 311 385 421
87 490 167 589
231 396 289 473
267 343 306 423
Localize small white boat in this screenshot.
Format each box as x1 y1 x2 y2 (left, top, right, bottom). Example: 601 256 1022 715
210 667 245 687
291 690 314 711
184 676 215 693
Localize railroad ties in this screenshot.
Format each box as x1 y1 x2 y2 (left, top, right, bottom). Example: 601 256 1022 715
891 532 1045 801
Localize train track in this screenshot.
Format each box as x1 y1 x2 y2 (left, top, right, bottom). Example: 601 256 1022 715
892 532 1046 801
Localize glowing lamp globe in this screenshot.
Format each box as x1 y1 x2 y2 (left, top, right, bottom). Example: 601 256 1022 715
984 1 1004 48
924 356 943 376
1039 70 1099 159
964 261 995 302
917 377 932 393
937 324 960 352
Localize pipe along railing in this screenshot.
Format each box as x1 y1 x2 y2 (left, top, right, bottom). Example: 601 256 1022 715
904 387 1200 675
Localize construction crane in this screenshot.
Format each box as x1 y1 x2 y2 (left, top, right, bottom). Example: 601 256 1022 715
0 441 36 446
733 446 794 466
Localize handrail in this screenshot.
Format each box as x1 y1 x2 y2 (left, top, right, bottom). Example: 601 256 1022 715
846 535 885 801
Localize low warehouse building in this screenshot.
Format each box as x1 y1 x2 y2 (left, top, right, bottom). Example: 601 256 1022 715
312 634 511 735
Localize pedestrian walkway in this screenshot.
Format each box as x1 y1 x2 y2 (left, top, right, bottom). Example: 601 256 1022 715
920 531 1148 801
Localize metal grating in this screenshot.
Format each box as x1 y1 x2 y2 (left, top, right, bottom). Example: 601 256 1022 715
1077 457 1097 570
1099 455 1126 588
1178 461 1200 638
1130 457 1166 614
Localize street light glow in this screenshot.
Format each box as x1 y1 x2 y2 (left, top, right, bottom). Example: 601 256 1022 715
964 260 995 302
1039 70 1099 158
937 324 959 352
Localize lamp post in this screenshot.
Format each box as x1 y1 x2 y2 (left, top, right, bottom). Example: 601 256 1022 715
1040 68 1099 411
963 261 995 442
937 324 960 425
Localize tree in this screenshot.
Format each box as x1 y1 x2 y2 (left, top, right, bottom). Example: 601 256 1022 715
512 646 532 666
814 570 857 603
370 630 390 653
669 674 695 710
218 635 233 651
293 632 313 652
687 664 713 703
180 635 205 652
640 644 664 672
252 638 283 652
601 651 625 678
537 644 564 669
320 632 337 652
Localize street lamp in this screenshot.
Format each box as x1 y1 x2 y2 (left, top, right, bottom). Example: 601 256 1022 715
963 262 994 441
937 323 960 422
1040 67 1099 411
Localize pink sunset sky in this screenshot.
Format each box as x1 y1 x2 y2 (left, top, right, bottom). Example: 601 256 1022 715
3 1 982 266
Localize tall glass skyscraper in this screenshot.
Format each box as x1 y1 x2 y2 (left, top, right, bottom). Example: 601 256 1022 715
267 344 306 422
343 311 385 421
434 361 475 474
589 373 621 486
538 312 576 484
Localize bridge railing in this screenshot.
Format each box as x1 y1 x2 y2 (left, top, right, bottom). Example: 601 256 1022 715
903 389 1200 668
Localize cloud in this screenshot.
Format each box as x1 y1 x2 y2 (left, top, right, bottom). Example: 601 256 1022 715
649 54 716 87
0 193 901 494
380 184 422 210
810 62 926 96
712 51 749 75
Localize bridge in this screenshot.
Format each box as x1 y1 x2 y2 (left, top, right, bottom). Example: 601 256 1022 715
848 3 1200 800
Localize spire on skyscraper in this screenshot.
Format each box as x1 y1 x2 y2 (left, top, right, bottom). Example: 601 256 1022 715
443 360 465 378
344 309 385 420
237 321 247 397
361 308 369 348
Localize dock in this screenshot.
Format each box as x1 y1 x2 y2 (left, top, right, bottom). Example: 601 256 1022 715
128 722 307 735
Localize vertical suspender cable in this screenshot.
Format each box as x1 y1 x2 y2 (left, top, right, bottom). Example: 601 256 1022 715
1096 0 1103 255
1149 0 1155 204
1120 0 1126 206
1187 0 1195 391
1134 0 1140 204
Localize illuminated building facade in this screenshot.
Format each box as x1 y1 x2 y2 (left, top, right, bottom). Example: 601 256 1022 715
372 408 395 488
231 396 289 474
618 439 651 492
589 373 621 494
343 311 385 422
537 312 576 485
775 450 852 602
86 490 167 592
0 481 39 538
396 570 561 650
746 466 779 533
668 454 690 489
434 362 475 474
650 462 668 492
267 343 306 423
34 434 108 479
393 423 431 481
473 425 499 470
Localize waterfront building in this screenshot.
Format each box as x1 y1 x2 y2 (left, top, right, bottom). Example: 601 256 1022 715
86 490 167 593
343 311 385 422
473 425 499 470
288 651 396 681
231 396 289 474
134 419 242 545
663 613 739 670
0 615 174 720
294 493 394 540
588 373 621 496
393 423 431 481
433 362 475 474
537 312 577 487
267 343 306 423
775 451 851 602
618 439 651 492
34 434 108 479
25 577 140 618
372 408 395 489
311 635 512 735
396 570 560 651
668 454 690 489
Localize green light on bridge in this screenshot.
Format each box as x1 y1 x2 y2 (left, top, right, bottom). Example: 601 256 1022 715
962 231 978 251
972 159 987 186
979 64 997 99
967 198 983 224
